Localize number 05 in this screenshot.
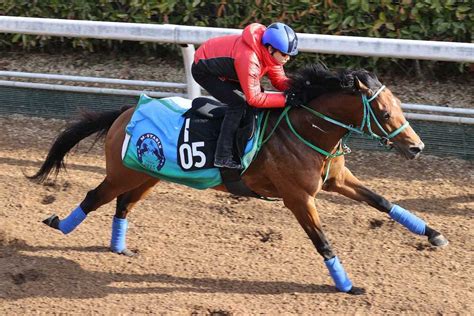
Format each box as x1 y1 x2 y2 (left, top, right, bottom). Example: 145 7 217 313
179 141 206 169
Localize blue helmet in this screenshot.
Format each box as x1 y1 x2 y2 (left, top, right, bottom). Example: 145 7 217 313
262 22 298 56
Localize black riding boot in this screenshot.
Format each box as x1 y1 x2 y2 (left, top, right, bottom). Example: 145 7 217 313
214 104 245 169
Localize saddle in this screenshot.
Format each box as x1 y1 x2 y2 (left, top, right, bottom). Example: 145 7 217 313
181 97 262 198
180 97 257 170
122 95 263 197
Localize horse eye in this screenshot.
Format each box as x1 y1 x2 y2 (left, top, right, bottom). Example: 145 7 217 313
383 112 391 120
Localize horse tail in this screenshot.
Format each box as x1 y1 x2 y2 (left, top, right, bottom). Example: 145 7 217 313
28 106 132 183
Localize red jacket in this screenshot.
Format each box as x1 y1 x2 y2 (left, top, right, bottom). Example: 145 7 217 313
194 23 289 108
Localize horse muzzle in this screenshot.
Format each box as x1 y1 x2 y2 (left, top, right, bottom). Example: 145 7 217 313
394 141 425 160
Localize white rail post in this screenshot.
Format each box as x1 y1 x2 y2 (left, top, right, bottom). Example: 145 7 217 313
180 44 201 99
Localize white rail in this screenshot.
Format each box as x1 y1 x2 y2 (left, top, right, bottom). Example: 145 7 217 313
0 80 183 98
402 103 474 115
0 71 187 89
0 16 473 123
404 113 474 125
1 16 473 62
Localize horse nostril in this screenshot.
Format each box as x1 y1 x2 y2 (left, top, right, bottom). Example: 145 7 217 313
409 143 424 155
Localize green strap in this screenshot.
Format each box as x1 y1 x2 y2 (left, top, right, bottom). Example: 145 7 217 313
297 86 409 148
257 106 291 150
256 106 344 159
360 87 409 142
299 104 364 135
323 158 333 183
285 114 344 158
254 85 410 183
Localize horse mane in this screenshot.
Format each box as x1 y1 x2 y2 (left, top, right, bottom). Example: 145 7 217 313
286 63 382 103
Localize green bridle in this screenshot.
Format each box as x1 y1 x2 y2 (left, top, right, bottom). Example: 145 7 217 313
256 85 410 181
297 85 409 149
359 85 410 146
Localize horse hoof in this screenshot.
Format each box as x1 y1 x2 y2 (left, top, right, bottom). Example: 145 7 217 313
42 215 60 229
112 248 137 257
347 286 366 295
428 234 449 248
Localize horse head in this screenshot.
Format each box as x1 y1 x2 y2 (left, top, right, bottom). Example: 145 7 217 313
352 72 424 159
288 64 424 160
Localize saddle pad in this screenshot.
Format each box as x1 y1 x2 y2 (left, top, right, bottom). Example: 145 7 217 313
121 94 261 190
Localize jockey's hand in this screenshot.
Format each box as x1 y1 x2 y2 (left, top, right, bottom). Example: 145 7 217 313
285 92 304 108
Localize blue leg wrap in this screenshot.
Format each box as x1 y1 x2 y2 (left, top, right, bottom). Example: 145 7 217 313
324 256 353 292
389 204 426 235
110 216 128 253
58 206 87 234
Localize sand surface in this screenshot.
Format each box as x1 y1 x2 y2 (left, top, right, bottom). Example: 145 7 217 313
0 114 472 315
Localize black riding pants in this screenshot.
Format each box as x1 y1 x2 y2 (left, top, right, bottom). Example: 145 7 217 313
191 62 246 160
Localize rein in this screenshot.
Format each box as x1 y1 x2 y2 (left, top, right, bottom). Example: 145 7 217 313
256 85 410 182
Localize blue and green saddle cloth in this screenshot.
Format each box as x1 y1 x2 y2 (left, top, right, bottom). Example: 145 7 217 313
122 94 262 189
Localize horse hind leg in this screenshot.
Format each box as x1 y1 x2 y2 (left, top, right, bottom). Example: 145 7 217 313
110 178 160 256
43 173 148 235
43 177 122 234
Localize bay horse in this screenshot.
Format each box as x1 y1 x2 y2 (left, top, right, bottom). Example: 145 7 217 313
29 64 448 294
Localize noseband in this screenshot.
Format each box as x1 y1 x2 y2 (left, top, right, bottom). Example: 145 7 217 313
360 85 410 148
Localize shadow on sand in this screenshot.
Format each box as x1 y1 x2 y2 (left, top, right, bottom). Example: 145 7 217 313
0 234 349 300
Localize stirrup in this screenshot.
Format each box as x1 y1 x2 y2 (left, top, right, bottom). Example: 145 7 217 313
214 158 242 169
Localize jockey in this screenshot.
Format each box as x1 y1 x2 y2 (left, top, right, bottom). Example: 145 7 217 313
192 22 302 169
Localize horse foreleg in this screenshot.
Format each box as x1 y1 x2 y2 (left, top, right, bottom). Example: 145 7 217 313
111 178 160 256
324 166 448 247
283 194 355 293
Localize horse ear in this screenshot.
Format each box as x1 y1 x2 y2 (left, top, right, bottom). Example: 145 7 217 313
354 76 372 95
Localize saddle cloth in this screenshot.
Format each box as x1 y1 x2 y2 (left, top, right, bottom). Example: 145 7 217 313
121 94 261 189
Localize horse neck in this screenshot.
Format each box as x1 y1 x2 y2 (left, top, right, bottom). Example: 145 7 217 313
282 93 363 154
313 93 364 128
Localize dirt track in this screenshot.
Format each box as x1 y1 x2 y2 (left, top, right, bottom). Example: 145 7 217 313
0 50 473 314
0 114 473 315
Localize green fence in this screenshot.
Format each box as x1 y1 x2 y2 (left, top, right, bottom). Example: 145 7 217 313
1 86 472 160
0 86 137 118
